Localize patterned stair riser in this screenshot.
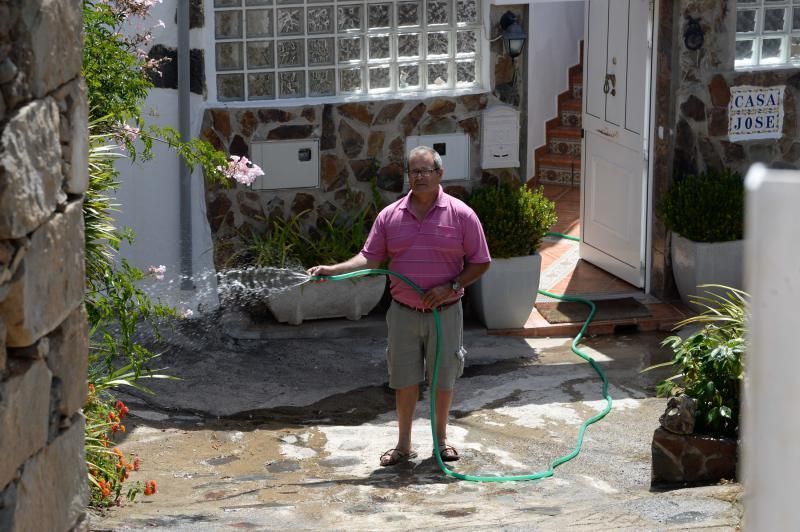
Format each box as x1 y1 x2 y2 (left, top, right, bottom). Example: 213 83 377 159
538 165 580 186
560 109 582 129
572 84 582 100
548 137 581 157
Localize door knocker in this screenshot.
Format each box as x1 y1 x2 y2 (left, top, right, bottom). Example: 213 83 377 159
603 73 617 96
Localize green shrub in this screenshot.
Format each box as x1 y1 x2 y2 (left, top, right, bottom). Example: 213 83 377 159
229 212 306 270
298 207 374 266
231 183 385 269
468 183 557 258
658 169 744 243
648 285 747 438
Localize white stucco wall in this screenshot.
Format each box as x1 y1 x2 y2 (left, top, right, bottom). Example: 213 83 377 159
114 89 219 313
525 0 584 179
113 3 218 313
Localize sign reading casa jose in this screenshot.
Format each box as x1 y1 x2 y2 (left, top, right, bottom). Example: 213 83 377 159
728 85 785 141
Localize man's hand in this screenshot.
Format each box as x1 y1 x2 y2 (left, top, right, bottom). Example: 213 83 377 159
421 284 455 309
306 265 337 280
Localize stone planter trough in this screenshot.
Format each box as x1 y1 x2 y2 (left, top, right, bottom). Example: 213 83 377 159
671 233 744 310
469 253 541 329
651 427 738 489
266 274 386 325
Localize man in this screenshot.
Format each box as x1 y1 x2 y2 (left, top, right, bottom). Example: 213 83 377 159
308 146 491 467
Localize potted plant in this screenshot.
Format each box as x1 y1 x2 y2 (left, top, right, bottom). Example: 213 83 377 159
221 193 386 325
647 285 746 488
658 169 744 310
467 183 557 329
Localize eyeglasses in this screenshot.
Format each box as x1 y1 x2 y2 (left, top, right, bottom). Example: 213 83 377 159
409 168 438 177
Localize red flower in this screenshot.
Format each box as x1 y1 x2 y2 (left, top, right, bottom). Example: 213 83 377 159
144 480 158 496
144 480 157 495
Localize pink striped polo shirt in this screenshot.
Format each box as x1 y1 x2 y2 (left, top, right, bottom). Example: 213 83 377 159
361 186 491 308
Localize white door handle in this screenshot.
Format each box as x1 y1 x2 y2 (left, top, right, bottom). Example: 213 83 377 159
597 127 619 138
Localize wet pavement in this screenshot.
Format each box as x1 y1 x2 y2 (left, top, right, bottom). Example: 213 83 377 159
89 312 742 531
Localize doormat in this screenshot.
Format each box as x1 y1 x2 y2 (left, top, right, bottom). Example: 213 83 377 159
535 297 651 324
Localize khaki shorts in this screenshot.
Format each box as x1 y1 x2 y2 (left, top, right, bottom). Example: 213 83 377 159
385 300 466 390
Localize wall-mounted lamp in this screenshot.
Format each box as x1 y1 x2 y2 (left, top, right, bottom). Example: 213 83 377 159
684 16 704 51
499 11 527 60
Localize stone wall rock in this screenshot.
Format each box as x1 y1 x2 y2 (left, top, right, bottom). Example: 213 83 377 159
0 359 52 489
0 0 87 527
0 479 16 531
0 99 64 239
26 0 82 95
12 418 88 532
0 318 5 375
0 200 85 347
651 427 737 488
45 306 88 418
53 79 89 195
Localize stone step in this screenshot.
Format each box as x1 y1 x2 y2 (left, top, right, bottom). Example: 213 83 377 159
537 153 580 168
489 302 689 338
547 126 582 139
560 97 582 112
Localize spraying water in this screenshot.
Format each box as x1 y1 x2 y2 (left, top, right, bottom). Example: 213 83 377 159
216 266 313 305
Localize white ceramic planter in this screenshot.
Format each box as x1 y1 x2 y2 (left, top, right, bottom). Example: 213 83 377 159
469 254 541 329
671 233 744 310
266 275 386 325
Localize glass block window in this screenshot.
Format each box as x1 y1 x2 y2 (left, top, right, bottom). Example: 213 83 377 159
736 0 800 68
213 0 482 101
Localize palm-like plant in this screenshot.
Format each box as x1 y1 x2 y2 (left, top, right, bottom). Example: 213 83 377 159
649 285 747 437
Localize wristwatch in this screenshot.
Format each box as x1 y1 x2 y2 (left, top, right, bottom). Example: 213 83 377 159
450 279 462 292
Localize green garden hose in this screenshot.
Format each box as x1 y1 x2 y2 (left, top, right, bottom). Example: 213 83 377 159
312 232 612 482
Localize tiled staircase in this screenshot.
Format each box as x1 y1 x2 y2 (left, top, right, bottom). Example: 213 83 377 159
530 44 583 188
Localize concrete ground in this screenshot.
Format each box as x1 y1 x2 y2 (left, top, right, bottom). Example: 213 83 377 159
89 311 742 531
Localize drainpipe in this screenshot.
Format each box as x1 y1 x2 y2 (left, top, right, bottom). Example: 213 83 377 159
178 0 193 290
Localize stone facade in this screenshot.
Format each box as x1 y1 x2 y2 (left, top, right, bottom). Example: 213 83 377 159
651 0 800 299
0 0 89 530
203 95 494 267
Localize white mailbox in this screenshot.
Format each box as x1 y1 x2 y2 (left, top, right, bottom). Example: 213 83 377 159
405 133 470 181
481 105 520 169
250 139 319 190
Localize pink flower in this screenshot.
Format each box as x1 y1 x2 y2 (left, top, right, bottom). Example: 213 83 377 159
147 264 166 280
115 122 141 148
181 308 194 319
217 156 265 186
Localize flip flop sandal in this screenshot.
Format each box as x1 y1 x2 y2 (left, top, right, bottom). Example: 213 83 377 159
379 448 418 467
437 445 460 462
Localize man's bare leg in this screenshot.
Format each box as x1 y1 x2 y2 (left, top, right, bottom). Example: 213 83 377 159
435 388 453 446
379 384 420 465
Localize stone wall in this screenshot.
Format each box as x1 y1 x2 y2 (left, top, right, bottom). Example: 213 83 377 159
0 0 89 530
651 0 800 299
672 1 800 176
203 92 523 268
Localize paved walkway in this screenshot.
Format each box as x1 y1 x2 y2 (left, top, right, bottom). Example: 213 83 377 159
90 314 742 531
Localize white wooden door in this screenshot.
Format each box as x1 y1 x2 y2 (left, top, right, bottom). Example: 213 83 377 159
581 0 652 287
